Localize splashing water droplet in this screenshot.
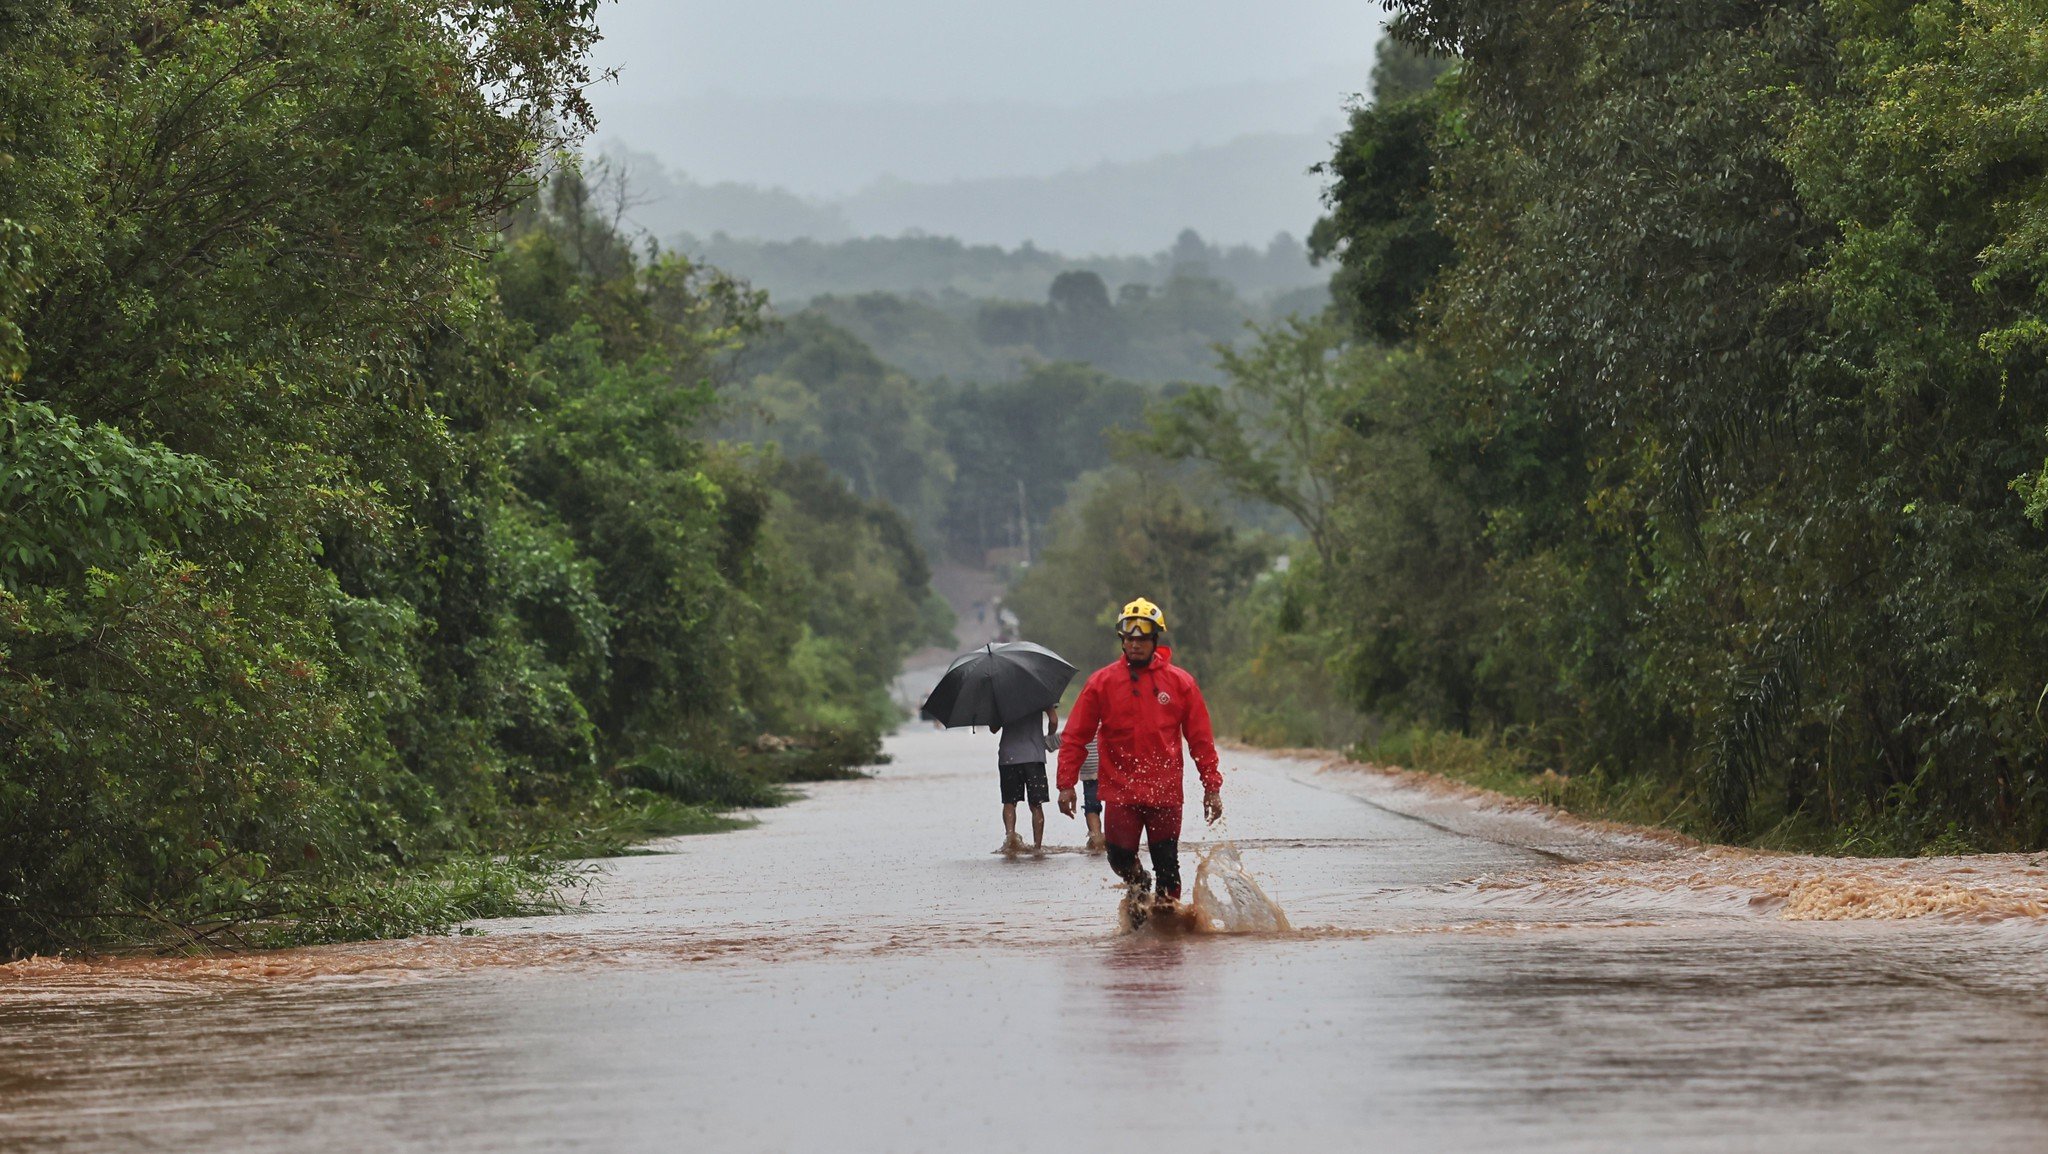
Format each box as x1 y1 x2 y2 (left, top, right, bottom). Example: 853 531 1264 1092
1190 842 1291 934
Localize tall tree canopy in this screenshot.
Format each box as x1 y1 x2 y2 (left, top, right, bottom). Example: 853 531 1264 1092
0 2 944 954
1155 0 2048 851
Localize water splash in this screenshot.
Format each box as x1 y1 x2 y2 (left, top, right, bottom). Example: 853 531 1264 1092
1189 842 1291 934
1115 885 1168 934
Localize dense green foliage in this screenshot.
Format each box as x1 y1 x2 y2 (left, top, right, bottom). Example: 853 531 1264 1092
797 271 1323 387
0 3 941 955
1005 463 1278 704
725 318 1151 561
1144 3 2048 853
928 366 1151 557
651 224 1336 387
17 0 2039 964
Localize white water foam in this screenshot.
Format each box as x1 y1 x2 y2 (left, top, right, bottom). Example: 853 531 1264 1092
1189 842 1291 934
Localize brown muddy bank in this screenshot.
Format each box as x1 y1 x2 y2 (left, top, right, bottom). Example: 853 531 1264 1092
1298 745 2048 926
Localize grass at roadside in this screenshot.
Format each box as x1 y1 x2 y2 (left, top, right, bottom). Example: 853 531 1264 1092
531 790 756 859
332 738 884 950
56 791 750 955
1355 726 1711 839
29 731 891 959
1350 725 1984 857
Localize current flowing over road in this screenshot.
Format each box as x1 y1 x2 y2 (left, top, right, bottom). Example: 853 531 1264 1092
9 719 2048 1150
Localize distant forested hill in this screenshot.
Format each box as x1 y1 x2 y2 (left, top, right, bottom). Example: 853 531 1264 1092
798 268 1326 386
833 133 1332 254
597 134 1337 259
668 230 1327 311
587 140 1333 385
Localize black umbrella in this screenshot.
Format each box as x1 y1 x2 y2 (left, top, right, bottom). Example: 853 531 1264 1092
919 641 1078 729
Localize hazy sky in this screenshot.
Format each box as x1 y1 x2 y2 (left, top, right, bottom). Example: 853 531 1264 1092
590 0 1390 105
587 0 1390 194
585 1 1400 249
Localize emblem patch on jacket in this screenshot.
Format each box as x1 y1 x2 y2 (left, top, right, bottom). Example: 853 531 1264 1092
1157 691 1172 705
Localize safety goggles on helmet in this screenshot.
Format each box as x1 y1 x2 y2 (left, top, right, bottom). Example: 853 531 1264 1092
1116 596 1167 634
1116 619 1160 640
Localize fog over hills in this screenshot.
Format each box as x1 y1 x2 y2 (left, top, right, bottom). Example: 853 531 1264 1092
583 2 1381 255
592 69 1357 196
602 131 1336 255
838 133 1332 253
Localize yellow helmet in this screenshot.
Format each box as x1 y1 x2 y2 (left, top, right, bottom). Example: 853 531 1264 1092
1116 597 1166 637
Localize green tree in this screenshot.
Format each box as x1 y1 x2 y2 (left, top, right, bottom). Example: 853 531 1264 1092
0 5 948 954
1144 318 1492 738
1047 269 1123 362
1144 317 1351 566
1309 39 1456 344
1007 464 1271 678
726 313 954 536
0 0 603 951
1294 0 2048 849
934 363 1148 558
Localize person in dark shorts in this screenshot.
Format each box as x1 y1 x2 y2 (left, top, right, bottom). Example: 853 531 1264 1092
994 707 1058 853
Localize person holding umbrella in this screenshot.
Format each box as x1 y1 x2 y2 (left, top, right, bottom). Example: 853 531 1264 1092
1056 597 1222 918
918 640 1080 854
993 706 1058 854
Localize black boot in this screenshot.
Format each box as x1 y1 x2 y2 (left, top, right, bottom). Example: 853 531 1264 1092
1149 839 1181 901
1108 844 1152 902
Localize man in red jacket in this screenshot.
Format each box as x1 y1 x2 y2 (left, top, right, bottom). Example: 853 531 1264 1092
1057 597 1222 908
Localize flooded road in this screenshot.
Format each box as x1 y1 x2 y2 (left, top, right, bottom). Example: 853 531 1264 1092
8 724 2048 1151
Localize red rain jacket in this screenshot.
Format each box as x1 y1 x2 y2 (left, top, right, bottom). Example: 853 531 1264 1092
1056 646 1221 808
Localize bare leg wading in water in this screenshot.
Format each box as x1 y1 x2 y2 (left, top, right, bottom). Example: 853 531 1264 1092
996 706 1057 854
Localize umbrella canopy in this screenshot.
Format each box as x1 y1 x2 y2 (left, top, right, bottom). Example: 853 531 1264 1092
919 641 1077 729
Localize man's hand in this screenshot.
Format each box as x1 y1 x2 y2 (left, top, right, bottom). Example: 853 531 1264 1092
1058 787 1077 818
1203 791 1223 825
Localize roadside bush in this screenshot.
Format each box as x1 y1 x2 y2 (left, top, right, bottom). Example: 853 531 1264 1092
620 748 788 810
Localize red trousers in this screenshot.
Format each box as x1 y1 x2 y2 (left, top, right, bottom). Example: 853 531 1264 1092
1103 802 1182 852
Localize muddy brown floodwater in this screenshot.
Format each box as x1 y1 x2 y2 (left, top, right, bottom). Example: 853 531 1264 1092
9 721 2048 1152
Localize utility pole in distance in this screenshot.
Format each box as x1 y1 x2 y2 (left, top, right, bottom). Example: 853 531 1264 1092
1017 478 1032 563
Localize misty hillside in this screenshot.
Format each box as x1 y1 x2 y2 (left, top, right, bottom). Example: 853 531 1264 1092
838 133 1332 252
601 132 1335 255
670 230 1328 309
588 66 1358 198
